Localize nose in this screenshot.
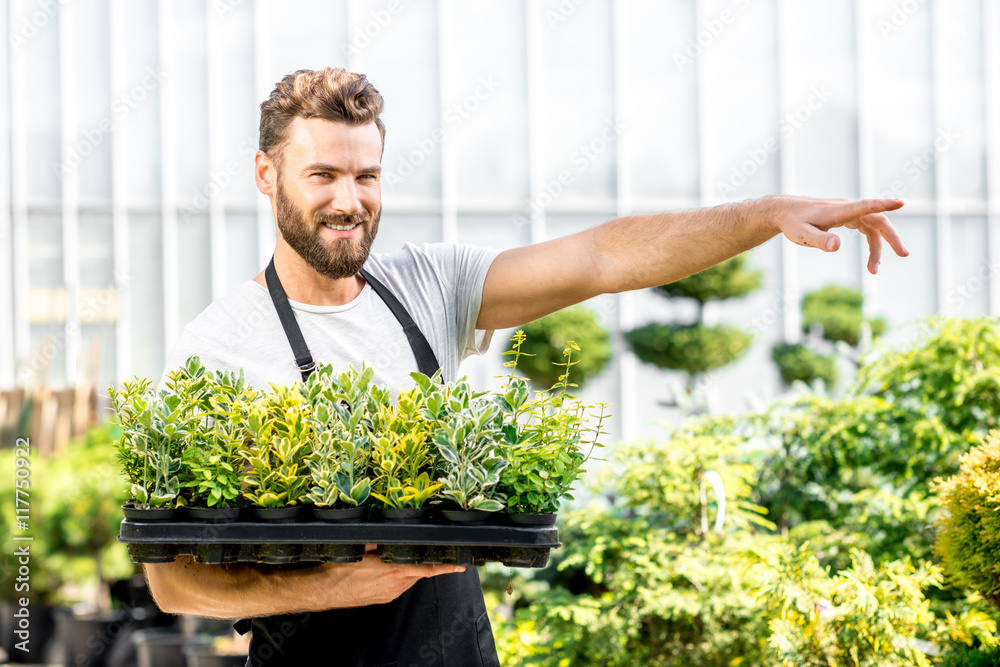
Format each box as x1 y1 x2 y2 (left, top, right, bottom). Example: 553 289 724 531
329 176 364 216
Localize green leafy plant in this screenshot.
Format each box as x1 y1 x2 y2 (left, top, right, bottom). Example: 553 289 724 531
507 305 613 391
802 284 887 346
933 430 1000 608
370 386 442 508
241 385 312 508
771 342 838 387
495 333 607 514
302 364 377 508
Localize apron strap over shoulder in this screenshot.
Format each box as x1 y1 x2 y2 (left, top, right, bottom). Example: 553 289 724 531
360 268 441 379
265 257 317 382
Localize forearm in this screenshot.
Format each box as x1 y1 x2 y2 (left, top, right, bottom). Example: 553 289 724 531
144 557 340 619
588 197 778 293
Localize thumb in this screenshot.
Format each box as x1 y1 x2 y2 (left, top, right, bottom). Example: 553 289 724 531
788 226 840 252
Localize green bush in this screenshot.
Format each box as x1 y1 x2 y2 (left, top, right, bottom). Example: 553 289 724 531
656 254 764 304
625 323 753 377
802 284 887 345
934 430 1000 607
771 343 838 386
509 306 612 391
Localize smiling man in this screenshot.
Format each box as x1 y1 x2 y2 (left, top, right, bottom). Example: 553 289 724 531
145 67 908 667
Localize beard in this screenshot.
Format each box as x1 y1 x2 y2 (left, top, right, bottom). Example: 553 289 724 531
274 180 381 280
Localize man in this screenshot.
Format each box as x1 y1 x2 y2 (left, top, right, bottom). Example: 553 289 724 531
145 67 907 666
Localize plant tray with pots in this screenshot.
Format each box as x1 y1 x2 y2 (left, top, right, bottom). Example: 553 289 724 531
118 515 560 568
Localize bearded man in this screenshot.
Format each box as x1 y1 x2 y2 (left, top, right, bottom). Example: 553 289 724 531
146 67 907 667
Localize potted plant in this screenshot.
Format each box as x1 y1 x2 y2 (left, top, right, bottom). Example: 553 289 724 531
240 385 312 521
426 376 508 522
495 334 607 524
370 386 442 522
180 367 258 521
301 365 376 521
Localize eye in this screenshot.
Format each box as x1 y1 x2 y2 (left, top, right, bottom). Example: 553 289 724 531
312 172 334 179
359 174 378 181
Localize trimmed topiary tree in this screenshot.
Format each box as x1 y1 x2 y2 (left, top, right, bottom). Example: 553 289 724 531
506 305 612 391
771 343 838 387
625 254 762 399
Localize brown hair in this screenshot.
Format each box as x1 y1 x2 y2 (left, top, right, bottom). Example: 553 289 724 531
259 67 385 166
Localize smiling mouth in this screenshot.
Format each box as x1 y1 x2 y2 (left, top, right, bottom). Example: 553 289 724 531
323 222 359 232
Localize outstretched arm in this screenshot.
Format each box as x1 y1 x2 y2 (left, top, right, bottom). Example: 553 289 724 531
476 195 908 330
145 549 465 618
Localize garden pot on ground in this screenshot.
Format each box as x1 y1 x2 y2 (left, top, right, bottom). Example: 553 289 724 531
132 628 185 667
182 643 247 667
57 610 130 667
1 603 57 664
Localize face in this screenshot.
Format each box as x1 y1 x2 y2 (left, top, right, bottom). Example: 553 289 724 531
270 118 383 280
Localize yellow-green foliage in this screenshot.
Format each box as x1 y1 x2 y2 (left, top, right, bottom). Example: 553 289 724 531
934 430 1000 604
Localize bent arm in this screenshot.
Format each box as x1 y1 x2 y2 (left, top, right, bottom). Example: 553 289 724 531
145 553 465 619
477 195 907 330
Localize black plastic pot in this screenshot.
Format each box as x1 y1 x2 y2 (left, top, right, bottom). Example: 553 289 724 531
504 512 558 526
310 504 368 522
182 644 248 667
438 509 497 525
132 628 185 667
246 506 303 523
377 543 425 564
375 506 430 524
122 504 178 521
184 506 241 522
57 611 131 667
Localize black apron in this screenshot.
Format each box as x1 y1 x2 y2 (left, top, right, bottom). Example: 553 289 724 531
237 258 500 667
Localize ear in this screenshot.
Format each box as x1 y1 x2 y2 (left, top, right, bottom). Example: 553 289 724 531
255 150 277 196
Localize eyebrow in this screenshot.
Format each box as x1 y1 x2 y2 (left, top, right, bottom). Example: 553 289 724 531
302 163 382 175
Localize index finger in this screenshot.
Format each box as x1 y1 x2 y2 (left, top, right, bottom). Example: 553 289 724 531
828 198 905 225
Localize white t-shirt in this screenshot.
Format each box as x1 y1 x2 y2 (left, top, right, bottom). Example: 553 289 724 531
161 242 501 392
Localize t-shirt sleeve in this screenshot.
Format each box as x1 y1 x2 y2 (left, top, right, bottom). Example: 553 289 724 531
411 242 501 359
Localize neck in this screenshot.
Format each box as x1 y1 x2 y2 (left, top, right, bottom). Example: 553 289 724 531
253 243 366 306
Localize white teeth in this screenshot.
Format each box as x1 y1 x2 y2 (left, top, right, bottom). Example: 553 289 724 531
324 223 358 231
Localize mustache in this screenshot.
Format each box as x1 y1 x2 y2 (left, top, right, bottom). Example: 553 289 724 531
314 212 371 226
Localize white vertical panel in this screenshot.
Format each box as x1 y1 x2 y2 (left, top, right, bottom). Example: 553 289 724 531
0 0 13 388
776 0 799 343
524 0 546 245
158 0 179 356
206 2 227 301
9 0 30 385
930 0 952 314
985 0 1000 315
254 0 273 268
110 0 131 382
59 0 80 386
611 0 635 441
854 0 879 318
437 0 457 245
694 0 713 206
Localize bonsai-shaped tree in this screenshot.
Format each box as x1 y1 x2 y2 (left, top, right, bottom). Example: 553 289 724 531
624 254 763 407
506 305 612 391
772 284 887 388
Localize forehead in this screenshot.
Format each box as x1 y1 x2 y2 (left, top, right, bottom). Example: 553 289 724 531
281 117 383 170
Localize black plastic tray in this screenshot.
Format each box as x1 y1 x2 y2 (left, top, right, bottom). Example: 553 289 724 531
119 519 560 568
